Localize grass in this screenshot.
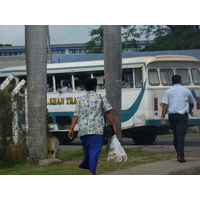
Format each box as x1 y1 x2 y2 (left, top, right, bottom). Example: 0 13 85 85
1 132 199 175
0 146 174 175
157 132 200 139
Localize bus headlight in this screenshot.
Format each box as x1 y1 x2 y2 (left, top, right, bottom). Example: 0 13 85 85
49 123 55 130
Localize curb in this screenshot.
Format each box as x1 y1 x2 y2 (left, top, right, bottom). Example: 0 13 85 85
165 166 200 175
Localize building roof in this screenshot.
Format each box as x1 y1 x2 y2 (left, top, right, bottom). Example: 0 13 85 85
51 49 200 63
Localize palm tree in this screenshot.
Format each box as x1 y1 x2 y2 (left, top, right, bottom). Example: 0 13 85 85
104 25 122 141
25 25 48 165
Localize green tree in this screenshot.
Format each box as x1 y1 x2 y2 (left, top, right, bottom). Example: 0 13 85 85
25 25 48 165
0 44 12 46
86 25 200 52
86 25 141 53
143 25 200 51
86 26 104 53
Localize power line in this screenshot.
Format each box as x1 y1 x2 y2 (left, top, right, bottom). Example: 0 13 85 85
50 36 58 44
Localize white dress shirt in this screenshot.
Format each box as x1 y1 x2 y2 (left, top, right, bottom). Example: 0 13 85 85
162 84 196 114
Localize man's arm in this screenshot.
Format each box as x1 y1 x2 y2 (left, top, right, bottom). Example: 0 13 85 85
189 103 194 115
105 110 116 134
161 104 168 124
68 116 78 139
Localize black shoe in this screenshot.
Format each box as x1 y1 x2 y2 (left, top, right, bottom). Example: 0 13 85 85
177 157 186 163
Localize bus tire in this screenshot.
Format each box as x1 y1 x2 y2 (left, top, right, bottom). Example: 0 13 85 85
59 137 74 145
131 128 157 145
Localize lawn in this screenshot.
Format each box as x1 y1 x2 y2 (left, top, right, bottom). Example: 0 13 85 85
1 132 199 175
0 146 174 175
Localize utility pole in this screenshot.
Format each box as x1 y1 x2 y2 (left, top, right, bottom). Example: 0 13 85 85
25 25 48 165
104 25 122 142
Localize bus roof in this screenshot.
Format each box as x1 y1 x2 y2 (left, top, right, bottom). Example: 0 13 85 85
0 55 199 76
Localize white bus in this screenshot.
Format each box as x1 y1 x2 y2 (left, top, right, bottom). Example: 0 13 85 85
1 54 200 145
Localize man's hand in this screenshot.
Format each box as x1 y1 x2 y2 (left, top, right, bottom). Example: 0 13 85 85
161 116 166 124
68 129 74 139
68 116 78 139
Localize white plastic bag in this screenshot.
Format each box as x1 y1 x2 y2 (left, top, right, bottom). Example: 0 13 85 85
107 135 127 163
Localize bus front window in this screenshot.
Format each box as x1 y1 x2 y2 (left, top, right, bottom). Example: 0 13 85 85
191 68 200 85
148 69 159 86
176 69 191 85
160 69 173 86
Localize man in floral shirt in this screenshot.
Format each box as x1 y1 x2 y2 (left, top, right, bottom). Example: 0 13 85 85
68 78 116 175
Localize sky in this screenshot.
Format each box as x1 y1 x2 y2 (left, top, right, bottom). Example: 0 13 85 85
0 25 100 46
0 1 197 47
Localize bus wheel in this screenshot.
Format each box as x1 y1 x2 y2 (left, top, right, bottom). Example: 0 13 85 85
131 130 157 145
59 137 74 145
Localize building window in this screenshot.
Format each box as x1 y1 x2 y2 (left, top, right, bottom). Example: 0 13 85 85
74 49 79 54
69 49 73 54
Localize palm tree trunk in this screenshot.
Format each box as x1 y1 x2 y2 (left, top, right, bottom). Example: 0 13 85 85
25 25 48 165
104 25 122 141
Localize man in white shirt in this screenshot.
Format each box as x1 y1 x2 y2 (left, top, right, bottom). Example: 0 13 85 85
58 81 68 93
161 75 195 162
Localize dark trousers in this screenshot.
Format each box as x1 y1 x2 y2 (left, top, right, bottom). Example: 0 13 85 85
168 113 188 158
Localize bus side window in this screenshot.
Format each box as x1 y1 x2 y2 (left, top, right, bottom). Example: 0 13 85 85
74 73 90 91
122 69 133 88
160 69 173 86
134 68 143 88
54 75 72 92
191 68 200 85
176 69 191 85
148 69 159 86
47 75 54 92
93 72 105 90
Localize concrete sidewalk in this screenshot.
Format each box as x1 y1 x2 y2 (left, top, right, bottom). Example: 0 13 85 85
102 157 200 175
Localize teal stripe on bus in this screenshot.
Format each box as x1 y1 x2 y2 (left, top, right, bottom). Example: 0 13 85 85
121 80 146 122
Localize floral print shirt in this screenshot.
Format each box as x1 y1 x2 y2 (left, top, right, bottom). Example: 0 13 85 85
74 91 112 137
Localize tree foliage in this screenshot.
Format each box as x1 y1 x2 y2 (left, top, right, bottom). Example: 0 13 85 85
0 44 12 46
86 25 142 53
144 25 200 51
86 25 200 53
86 26 104 53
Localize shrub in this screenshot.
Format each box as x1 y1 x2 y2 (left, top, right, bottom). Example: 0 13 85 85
0 87 27 165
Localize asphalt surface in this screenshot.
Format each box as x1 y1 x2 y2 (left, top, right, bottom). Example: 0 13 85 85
60 136 200 175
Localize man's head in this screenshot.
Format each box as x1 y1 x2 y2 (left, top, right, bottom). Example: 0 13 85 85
84 78 97 91
172 75 182 85
63 81 68 87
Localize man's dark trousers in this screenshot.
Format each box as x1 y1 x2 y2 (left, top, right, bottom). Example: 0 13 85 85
168 113 188 158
